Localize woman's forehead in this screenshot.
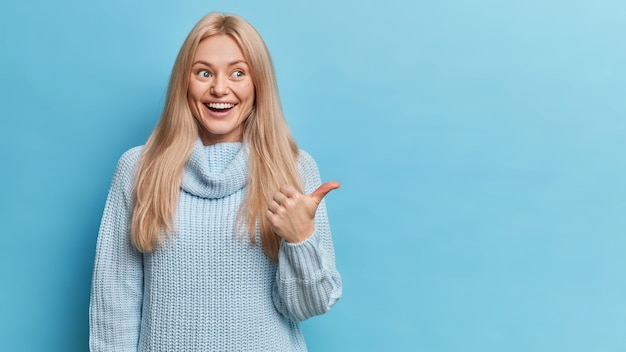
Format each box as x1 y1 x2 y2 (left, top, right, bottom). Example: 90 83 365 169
194 35 246 62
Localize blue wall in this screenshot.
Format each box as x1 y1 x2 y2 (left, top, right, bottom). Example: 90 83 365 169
1 0 625 351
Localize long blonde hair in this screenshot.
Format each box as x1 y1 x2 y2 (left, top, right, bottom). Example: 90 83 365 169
131 12 302 261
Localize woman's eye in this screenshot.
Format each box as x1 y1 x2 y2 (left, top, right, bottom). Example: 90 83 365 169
198 70 211 78
232 70 244 78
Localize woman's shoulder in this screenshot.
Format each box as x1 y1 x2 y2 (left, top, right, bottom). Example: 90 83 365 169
297 149 319 170
111 145 145 183
297 149 322 191
115 146 143 169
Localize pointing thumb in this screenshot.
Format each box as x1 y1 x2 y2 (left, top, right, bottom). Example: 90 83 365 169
309 181 340 204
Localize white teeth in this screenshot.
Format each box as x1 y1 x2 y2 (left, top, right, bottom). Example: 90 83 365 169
207 102 235 109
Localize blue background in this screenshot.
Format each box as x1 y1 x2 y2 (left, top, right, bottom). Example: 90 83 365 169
1 0 625 351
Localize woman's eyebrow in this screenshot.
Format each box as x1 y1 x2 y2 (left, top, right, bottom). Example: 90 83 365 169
192 60 249 67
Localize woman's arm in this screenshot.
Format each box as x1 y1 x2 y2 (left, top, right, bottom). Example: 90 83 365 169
89 147 144 351
271 151 342 322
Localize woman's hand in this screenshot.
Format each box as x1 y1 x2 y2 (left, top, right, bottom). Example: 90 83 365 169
266 181 340 243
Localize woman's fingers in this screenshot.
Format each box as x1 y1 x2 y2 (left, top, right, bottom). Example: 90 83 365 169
266 181 340 243
309 181 340 205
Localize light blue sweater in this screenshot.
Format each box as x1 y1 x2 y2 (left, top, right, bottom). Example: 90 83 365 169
89 140 342 351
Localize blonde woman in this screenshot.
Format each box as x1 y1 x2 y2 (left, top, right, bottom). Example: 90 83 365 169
89 12 342 351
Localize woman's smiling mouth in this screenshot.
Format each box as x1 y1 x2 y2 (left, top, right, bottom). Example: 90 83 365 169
206 102 236 112
205 103 235 110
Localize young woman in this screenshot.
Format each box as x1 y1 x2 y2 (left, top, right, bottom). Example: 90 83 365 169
89 12 342 351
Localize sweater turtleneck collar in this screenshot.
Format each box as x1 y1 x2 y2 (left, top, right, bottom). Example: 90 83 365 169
181 139 248 199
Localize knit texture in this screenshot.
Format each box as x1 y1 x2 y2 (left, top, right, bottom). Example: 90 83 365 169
89 139 342 352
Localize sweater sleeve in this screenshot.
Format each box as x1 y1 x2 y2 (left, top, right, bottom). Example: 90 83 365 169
89 147 144 352
272 151 342 322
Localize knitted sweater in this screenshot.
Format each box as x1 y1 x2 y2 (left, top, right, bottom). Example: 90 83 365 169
89 140 342 352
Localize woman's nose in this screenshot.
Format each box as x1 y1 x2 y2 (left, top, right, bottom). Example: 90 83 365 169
210 75 229 96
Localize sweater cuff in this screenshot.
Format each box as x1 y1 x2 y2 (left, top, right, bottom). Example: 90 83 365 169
278 230 325 281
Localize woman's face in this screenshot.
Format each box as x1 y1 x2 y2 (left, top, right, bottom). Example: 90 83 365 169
187 34 255 145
